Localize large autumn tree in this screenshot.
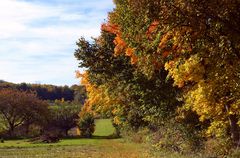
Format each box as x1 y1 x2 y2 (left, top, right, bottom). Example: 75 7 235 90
75 30 179 130
0 89 49 136
106 0 240 145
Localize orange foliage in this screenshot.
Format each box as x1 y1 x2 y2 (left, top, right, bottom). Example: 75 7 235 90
113 35 127 56
125 48 134 56
162 51 170 58
172 44 178 50
101 23 119 35
153 59 161 70
101 23 138 65
146 21 159 38
158 32 172 49
76 71 97 114
76 70 126 125
76 71 90 88
130 54 138 64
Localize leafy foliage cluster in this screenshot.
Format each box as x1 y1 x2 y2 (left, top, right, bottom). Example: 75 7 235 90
78 113 95 138
47 100 81 136
0 89 49 137
75 0 240 154
75 31 179 131
0 89 87 139
109 0 240 145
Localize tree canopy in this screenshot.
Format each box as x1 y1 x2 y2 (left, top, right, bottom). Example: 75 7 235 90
106 0 240 145
0 89 49 136
75 0 240 147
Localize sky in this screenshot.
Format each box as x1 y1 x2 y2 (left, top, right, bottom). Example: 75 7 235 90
0 0 114 86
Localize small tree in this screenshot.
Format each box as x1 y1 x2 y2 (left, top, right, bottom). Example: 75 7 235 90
48 101 81 136
0 89 49 137
78 113 95 138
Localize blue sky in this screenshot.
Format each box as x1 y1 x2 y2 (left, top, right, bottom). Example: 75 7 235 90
0 0 114 86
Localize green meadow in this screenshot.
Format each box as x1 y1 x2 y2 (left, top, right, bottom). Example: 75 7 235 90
0 119 150 158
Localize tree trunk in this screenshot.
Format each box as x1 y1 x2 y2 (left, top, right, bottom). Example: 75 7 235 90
226 105 240 147
65 129 68 137
25 124 30 136
228 114 240 147
8 125 15 137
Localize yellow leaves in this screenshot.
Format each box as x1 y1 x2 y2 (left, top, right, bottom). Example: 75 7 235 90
165 61 175 69
113 116 121 125
75 70 82 78
158 32 172 49
165 55 205 88
76 71 104 115
157 28 193 60
76 70 126 123
76 71 89 87
80 101 95 116
182 78 240 138
184 82 210 120
227 100 240 116
206 121 228 138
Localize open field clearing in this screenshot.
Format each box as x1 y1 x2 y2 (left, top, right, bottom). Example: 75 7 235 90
0 119 150 158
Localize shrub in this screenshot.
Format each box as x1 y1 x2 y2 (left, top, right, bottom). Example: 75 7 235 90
149 121 203 154
229 149 240 158
48 102 80 136
121 127 149 144
78 113 95 138
203 137 232 157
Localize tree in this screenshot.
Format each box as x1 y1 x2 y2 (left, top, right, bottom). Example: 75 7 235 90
78 112 95 138
48 101 81 136
71 84 87 105
107 0 240 145
75 31 179 131
0 89 49 136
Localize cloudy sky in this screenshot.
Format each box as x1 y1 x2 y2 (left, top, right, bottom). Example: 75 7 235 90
0 0 114 86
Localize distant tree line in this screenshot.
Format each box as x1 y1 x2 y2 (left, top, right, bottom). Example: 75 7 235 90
0 81 94 141
0 80 86 103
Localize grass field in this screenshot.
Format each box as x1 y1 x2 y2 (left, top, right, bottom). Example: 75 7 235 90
94 119 115 137
0 119 150 158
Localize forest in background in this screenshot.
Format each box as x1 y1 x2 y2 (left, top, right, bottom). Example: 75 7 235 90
0 80 86 103
0 80 87 140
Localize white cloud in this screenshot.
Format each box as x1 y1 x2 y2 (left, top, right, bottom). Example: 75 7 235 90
0 0 114 86
0 0 59 39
